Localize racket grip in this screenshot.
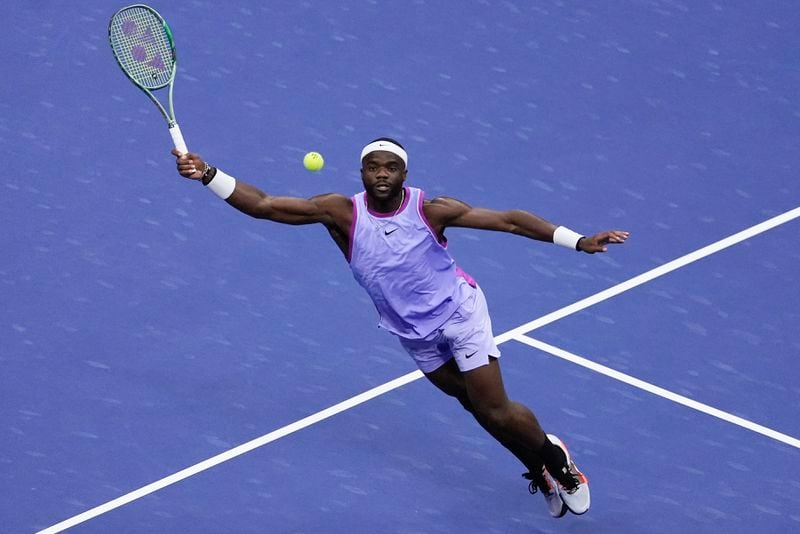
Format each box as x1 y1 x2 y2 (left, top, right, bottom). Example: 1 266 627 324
169 123 188 154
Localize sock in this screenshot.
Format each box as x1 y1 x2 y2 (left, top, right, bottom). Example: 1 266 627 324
521 457 546 484
536 436 576 489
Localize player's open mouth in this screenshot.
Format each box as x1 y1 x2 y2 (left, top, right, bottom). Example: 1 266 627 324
375 183 390 192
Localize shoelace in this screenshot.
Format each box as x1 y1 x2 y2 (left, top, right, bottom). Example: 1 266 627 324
522 472 552 496
557 466 581 494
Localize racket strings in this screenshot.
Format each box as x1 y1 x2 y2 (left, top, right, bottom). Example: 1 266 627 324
109 7 174 89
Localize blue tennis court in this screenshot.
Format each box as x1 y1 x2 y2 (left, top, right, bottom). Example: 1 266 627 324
3 2 799 533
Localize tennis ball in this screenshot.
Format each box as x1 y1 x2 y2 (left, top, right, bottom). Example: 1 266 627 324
303 151 324 172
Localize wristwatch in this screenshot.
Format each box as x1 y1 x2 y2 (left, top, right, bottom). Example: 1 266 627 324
201 163 217 185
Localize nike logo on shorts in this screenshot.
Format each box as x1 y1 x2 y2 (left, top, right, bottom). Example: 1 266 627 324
465 351 477 359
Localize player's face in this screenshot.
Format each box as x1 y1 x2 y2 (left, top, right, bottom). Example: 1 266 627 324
361 151 407 203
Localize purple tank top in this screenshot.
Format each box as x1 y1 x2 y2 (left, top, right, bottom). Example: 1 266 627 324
348 187 476 339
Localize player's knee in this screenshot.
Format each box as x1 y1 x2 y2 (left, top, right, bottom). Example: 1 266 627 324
474 404 512 431
441 381 472 412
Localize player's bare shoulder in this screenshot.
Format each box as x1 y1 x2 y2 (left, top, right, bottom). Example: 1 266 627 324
309 193 352 256
311 193 353 227
311 192 352 208
423 196 472 228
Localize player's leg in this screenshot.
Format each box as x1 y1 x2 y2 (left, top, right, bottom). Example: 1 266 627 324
399 329 546 472
425 357 567 518
462 359 590 514
460 359 550 459
438 284 572 491
424 358 545 471
401 282 585 515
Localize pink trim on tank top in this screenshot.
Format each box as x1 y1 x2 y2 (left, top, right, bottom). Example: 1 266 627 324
347 195 358 263
417 190 477 287
417 190 446 246
456 266 477 287
365 186 411 218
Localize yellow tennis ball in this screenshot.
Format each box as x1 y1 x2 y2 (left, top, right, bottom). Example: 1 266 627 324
303 151 324 172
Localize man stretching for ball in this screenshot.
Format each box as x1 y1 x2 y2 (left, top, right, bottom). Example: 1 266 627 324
172 138 628 518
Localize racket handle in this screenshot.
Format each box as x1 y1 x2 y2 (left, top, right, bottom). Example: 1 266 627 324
169 123 188 154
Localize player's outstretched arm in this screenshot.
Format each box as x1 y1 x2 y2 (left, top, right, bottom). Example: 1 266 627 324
425 196 628 253
172 150 349 226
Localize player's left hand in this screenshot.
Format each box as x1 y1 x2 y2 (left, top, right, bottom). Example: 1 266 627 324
578 230 629 253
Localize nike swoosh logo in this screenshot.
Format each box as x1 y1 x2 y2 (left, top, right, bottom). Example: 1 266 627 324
384 228 399 235
465 351 477 359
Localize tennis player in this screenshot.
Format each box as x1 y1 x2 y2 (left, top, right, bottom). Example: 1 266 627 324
172 138 628 518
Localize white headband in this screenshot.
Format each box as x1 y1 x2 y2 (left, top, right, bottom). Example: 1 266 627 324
360 140 408 168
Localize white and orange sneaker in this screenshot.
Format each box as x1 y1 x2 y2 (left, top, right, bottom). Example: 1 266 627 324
546 434 590 515
523 468 567 518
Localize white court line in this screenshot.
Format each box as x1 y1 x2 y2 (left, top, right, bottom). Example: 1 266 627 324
38 205 800 533
495 206 800 344
512 334 800 449
36 371 425 534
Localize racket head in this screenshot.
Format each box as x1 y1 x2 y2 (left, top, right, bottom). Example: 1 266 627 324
108 4 177 91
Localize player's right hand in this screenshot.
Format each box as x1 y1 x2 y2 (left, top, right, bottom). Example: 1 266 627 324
171 148 205 180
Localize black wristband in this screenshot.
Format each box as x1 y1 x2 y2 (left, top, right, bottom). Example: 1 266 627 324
201 165 218 186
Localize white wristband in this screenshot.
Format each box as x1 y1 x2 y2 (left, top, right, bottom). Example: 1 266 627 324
207 169 236 200
553 226 584 250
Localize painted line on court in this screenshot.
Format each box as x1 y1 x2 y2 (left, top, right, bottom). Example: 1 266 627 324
495 206 800 344
36 371 425 534
38 205 800 533
512 333 800 449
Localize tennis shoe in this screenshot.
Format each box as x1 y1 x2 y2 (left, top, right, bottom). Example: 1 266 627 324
523 468 567 518
546 434 590 515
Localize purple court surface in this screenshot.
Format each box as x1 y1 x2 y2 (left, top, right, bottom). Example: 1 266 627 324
2 2 799 533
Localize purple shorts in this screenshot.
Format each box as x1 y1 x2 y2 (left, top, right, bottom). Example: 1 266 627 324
397 283 501 373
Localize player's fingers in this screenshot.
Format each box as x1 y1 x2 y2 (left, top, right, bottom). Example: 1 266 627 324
178 163 195 175
182 161 200 176
611 230 630 242
177 156 198 174
601 231 628 244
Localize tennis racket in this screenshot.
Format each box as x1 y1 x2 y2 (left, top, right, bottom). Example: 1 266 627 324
108 4 187 153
